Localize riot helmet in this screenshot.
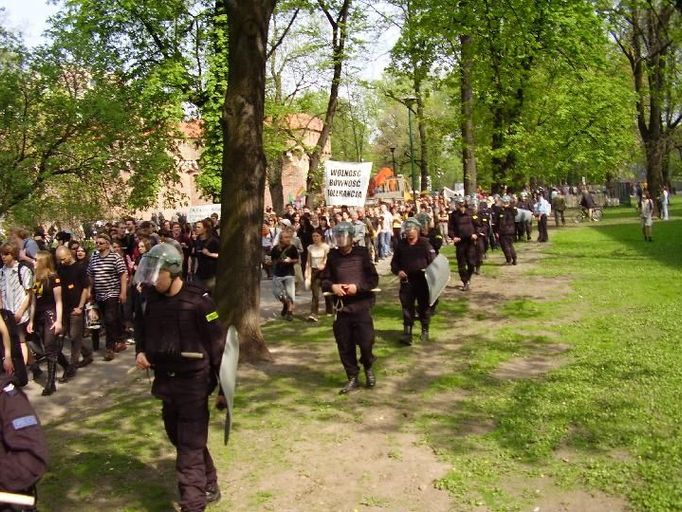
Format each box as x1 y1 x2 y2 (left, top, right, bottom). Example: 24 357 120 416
333 221 355 249
134 242 183 286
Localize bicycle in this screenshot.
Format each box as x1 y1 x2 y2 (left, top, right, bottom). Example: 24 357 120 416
573 207 603 223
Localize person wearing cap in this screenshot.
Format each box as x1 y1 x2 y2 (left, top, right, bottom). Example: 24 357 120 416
391 217 436 344
86 233 128 361
134 243 225 512
448 197 478 291
321 222 379 394
494 196 518 265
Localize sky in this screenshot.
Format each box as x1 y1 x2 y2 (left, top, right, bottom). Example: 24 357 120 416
0 0 59 46
0 0 395 79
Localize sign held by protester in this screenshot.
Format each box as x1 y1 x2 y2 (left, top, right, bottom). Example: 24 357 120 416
187 204 221 223
324 161 372 207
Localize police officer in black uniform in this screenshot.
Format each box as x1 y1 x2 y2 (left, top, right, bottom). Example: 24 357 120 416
476 198 492 269
134 243 225 512
321 222 379 394
495 195 518 265
391 218 436 345
0 324 48 512
448 197 478 291
416 213 443 255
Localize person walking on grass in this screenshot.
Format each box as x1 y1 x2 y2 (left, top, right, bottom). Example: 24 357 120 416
641 191 655 242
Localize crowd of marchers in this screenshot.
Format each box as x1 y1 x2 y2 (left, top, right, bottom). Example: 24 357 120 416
0 215 222 397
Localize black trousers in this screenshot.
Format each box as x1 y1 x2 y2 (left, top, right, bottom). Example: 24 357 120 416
455 239 476 284
35 311 68 369
475 235 486 267
333 310 375 379
537 214 548 242
161 392 217 512
499 234 517 263
97 297 123 350
516 221 531 241
399 274 431 327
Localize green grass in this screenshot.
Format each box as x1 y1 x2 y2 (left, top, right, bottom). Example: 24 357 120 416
40 203 682 511
430 205 682 511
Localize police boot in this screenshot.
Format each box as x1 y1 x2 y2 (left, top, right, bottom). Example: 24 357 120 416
206 483 221 504
420 325 429 343
42 360 57 396
401 325 413 346
365 367 376 388
339 376 359 394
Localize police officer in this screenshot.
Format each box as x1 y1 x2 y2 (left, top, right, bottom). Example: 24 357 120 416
516 192 532 241
495 196 518 265
448 197 477 291
391 218 436 344
134 243 225 512
0 331 48 512
416 213 443 255
321 223 379 394
472 199 490 275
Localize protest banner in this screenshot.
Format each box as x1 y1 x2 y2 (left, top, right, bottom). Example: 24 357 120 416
187 204 222 223
323 161 372 207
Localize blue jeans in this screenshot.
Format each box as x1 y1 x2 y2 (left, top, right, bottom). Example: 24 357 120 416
379 232 392 258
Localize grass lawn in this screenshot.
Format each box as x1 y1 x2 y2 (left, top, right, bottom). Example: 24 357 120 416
39 204 681 511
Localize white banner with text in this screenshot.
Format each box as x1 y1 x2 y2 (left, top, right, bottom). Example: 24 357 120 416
323 161 372 207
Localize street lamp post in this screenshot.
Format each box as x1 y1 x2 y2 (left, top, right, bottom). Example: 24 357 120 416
403 96 418 197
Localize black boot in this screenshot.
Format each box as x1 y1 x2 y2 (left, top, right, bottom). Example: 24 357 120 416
91 329 100 351
420 326 429 343
339 376 359 394
365 367 376 388
30 362 43 380
42 360 57 396
206 483 221 504
59 365 77 383
400 325 413 346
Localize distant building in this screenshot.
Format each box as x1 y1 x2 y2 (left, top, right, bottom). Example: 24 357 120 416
139 114 329 220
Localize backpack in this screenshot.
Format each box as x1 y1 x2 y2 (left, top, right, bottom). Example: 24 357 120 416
0 308 28 387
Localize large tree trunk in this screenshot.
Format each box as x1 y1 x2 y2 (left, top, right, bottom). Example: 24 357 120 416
218 0 276 363
268 154 285 214
416 90 429 192
460 32 477 196
305 0 351 207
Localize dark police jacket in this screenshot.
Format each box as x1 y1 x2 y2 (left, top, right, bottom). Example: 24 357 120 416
391 237 435 279
321 246 379 315
476 207 491 235
428 229 443 255
135 283 225 397
496 207 518 236
448 210 476 240
0 373 48 493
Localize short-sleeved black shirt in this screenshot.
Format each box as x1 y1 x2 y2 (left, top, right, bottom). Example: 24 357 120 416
193 237 220 280
57 261 88 311
33 274 61 314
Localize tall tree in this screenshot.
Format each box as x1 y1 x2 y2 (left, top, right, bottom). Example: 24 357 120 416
304 0 351 205
609 1 682 198
0 28 178 224
217 0 277 362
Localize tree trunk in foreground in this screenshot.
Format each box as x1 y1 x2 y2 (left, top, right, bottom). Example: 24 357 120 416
460 32 477 196
217 0 276 363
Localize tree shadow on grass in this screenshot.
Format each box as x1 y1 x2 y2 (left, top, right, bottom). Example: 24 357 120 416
585 208 682 269
41 392 177 512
